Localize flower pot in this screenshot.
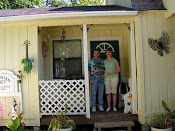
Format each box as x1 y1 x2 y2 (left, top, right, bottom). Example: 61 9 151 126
56 127 72 131
151 127 173 131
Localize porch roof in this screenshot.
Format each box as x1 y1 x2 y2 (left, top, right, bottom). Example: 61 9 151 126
0 5 134 18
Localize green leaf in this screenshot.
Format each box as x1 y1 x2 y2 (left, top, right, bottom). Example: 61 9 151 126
172 110 175 115
68 119 76 129
6 123 15 131
21 58 33 75
162 100 168 109
18 126 25 131
166 107 171 114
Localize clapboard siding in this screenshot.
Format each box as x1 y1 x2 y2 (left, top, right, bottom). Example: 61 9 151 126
168 14 175 109
0 24 40 126
139 12 175 118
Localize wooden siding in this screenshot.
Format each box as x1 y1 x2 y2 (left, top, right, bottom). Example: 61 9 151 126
39 24 131 80
0 24 40 126
166 0 175 17
136 12 175 123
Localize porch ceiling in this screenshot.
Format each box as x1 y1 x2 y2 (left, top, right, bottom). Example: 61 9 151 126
36 16 136 27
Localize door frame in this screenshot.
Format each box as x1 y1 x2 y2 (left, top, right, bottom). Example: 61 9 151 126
88 37 124 81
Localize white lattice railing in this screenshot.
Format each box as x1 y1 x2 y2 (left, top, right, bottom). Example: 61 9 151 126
39 80 86 116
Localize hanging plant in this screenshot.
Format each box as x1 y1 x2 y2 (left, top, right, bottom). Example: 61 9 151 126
21 58 33 75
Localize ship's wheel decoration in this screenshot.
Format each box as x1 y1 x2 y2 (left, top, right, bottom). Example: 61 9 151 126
96 42 115 53
148 32 170 56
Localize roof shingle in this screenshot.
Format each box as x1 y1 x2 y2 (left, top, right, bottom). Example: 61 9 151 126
0 0 166 18
131 0 165 11
0 5 134 17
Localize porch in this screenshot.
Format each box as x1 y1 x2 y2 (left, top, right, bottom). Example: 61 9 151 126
40 109 138 126
38 22 137 119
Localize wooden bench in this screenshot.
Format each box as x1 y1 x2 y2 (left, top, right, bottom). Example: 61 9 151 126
94 121 135 131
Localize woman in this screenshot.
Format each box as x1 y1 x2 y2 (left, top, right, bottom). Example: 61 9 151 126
104 48 120 112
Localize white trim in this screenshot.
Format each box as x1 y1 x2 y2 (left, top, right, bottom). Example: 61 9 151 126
88 37 124 81
135 14 146 124
50 39 53 79
0 11 138 22
0 92 21 97
83 24 90 118
130 22 138 114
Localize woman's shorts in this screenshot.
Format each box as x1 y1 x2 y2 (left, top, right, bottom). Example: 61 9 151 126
105 77 119 94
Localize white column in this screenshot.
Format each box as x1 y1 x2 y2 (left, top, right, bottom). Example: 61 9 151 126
83 24 90 118
130 22 137 114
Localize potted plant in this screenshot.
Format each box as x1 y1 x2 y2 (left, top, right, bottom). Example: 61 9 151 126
150 100 175 131
21 58 33 75
6 98 26 131
48 104 76 131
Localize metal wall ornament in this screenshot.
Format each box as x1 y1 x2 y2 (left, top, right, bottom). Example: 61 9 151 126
42 40 48 75
148 32 170 56
60 27 70 61
21 40 33 75
61 27 66 42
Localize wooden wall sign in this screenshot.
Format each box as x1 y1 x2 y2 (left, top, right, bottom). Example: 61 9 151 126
0 70 23 111
0 70 18 93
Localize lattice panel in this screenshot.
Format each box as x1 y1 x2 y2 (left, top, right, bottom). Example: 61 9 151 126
39 80 86 116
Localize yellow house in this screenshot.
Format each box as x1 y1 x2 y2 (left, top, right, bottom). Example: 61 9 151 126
0 0 175 128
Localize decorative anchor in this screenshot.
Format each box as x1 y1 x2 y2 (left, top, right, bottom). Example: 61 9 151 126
23 40 30 59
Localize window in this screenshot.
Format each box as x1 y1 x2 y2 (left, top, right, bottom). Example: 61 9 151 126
53 40 82 79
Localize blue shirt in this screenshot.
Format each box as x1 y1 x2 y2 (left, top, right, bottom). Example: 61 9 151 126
88 58 104 83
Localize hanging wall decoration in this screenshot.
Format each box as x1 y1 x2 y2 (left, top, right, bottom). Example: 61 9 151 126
21 40 33 75
42 39 48 75
148 32 170 56
60 48 69 61
61 27 66 42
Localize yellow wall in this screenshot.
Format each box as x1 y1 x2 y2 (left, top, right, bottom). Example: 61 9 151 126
0 15 135 126
39 24 131 80
135 11 175 124
0 24 40 126
2 12 174 126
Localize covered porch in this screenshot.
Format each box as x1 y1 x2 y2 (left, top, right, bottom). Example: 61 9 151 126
37 11 138 120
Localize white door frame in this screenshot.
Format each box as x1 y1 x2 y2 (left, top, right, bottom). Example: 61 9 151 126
88 37 124 81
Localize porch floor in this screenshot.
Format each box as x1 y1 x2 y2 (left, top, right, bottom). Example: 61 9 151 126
40 108 138 125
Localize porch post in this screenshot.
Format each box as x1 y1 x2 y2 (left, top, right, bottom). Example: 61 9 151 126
130 22 137 114
83 24 90 118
